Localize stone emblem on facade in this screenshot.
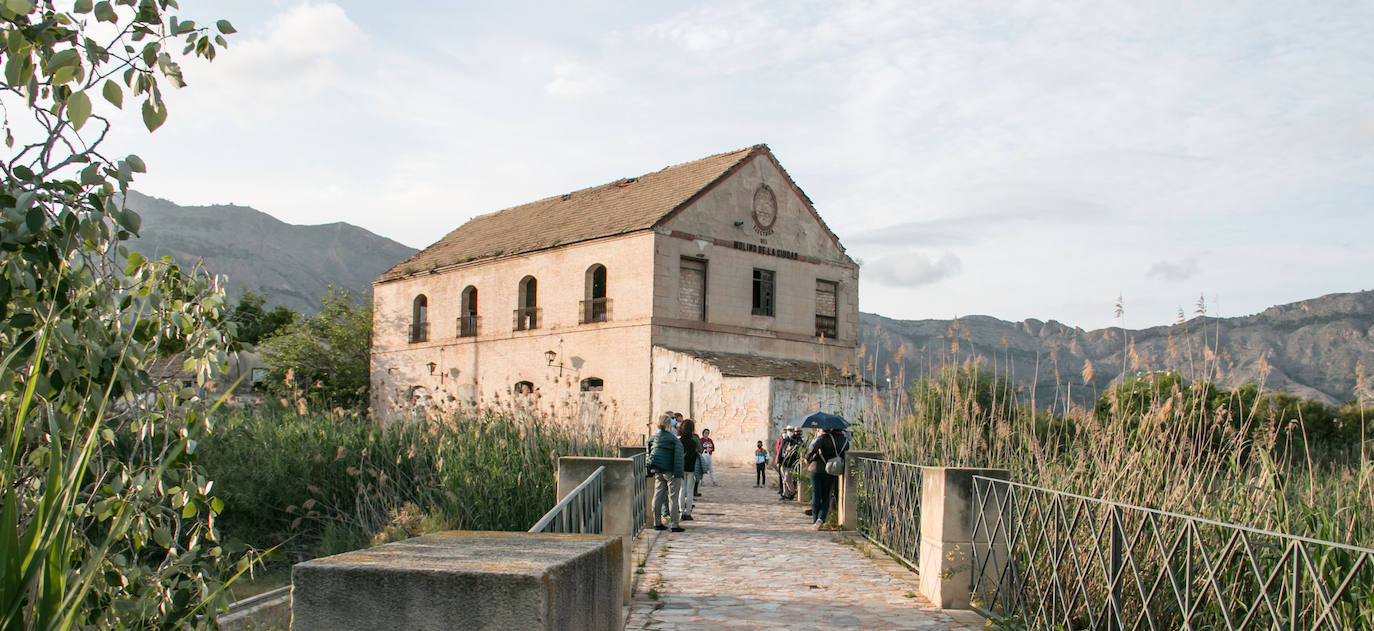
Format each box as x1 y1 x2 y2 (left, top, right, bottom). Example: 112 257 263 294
752 184 777 235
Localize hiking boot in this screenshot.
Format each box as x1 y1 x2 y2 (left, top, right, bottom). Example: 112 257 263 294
654 524 667 531
670 527 686 533
681 515 694 521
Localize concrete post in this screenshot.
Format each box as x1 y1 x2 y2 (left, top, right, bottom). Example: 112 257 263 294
917 467 1010 609
617 446 651 532
557 457 637 601
839 450 884 531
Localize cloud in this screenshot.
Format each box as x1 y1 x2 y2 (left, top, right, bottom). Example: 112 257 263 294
846 197 1107 247
163 2 365 127
1146 257 1199 282
864 251 963 288
544 61 610 98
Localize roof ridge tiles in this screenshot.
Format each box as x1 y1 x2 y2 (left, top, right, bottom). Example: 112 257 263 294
377 144 768 283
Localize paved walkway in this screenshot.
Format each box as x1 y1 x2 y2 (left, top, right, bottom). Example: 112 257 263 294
625 467 983 631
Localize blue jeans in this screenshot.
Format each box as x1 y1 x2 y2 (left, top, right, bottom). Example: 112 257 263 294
810 470 837 524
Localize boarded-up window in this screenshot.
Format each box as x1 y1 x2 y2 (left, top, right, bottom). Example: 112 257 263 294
679 258 706 321
816 280 838 339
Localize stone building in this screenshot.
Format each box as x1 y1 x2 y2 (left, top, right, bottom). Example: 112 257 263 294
370 145 864 465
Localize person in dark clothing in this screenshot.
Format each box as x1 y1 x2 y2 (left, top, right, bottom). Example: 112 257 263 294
804 428 849 529
648 414 685 532
678 419 701 521
778 428 802 500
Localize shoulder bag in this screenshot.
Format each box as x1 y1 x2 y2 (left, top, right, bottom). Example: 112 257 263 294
823 435 846 476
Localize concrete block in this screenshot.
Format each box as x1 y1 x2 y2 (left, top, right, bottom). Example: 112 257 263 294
291 530 624 631
916 467 1010 610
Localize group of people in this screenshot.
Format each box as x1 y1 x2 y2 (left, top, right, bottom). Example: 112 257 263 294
764 424 850 529
648 412 850 532
646 411 715 532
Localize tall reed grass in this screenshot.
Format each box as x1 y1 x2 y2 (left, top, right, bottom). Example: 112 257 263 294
198 408 620 565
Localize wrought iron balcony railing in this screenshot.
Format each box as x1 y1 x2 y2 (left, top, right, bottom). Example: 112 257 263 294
456 315 478 338
512 307 541 331
409 322 429 344
529 466 604 534
580 297 611 324
815 314 838 339
969 475 1374 630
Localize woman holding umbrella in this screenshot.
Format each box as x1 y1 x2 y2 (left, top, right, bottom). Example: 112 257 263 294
800 413 850 530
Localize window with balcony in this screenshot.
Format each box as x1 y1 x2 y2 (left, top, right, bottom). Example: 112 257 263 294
751 268 775 317
410 294 429 343
458 285 478 337
514 276 539 330
581 264 610 323
815 280 838 339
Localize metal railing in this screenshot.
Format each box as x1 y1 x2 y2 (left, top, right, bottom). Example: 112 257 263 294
630 452 647 537
513 307 541 331
529 466 604 534
854 457 923 569
409 322 429 343
969 476 1374 630
580 297 611 324
456 314 478 338
815 313 838 339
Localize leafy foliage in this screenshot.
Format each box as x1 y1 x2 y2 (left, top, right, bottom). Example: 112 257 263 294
197 408 618 564
1 1 244 628
227 289 296 350
256 287 371 410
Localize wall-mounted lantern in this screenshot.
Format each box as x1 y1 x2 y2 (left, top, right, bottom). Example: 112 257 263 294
427 361 437 374
545 350 568 377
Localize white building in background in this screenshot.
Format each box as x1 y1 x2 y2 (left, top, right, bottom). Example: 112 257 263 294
370 145 865 465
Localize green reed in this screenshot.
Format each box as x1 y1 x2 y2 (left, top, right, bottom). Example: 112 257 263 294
198 408 618 564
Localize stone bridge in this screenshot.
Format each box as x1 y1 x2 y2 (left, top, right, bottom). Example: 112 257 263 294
283 449 997 630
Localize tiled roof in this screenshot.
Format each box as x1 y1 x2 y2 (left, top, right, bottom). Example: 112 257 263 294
668 348 865 385
377 145 766 283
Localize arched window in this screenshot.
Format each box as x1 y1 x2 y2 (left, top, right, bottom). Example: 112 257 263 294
515 276 538 330
410 295 428 343
458 286 478 337
514 380 535 394
582 264 608 323
580 377 604 392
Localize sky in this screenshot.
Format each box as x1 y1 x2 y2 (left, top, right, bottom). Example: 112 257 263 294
103 0 1374 329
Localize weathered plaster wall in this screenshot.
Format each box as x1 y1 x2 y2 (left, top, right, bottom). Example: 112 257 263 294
651 347 772 467
769 379 870 442
371 232 655 440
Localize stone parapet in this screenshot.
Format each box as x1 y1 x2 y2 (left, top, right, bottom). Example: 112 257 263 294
558 456 638 600
916 467 1010 609
291 530 624 631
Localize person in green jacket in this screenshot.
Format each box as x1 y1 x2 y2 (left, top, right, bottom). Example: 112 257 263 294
648 414 685 532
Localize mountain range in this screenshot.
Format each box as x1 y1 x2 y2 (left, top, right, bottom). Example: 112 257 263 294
124 191 417 313
124 193 1373 405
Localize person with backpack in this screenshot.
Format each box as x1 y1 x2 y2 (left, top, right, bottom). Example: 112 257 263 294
648 413 686 532
778 427 802 500
753 441 770 487
804 427 849 529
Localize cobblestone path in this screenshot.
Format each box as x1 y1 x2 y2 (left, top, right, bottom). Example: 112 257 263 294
625 466 984 631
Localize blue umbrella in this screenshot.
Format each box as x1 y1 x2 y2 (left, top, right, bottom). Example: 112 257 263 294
798 412 849 430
